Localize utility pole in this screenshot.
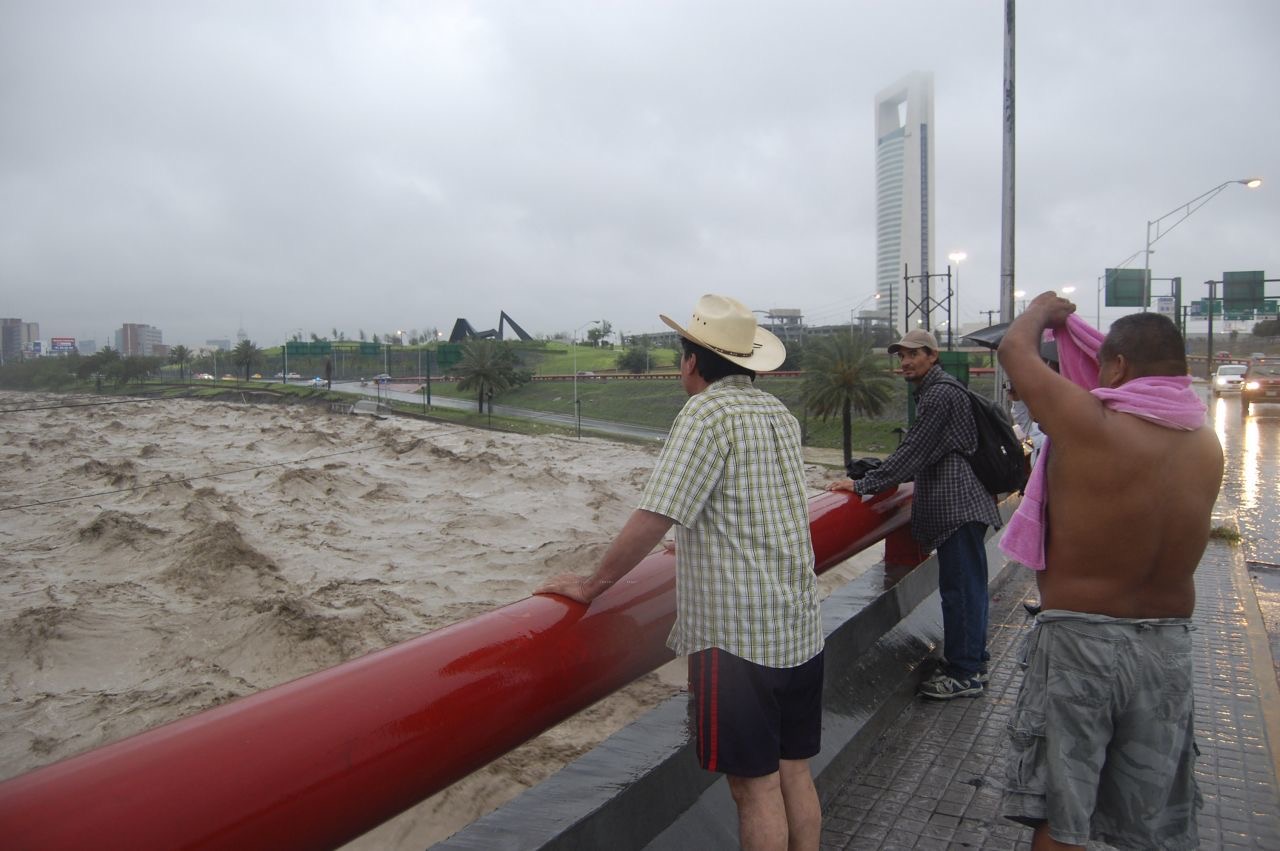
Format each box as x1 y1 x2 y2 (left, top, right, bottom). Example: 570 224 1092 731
997 0 1016 412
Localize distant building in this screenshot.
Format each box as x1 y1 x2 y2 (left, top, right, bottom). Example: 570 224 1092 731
79 339 98 355
116 323 163 356
757 309 803 344
873 71 935 335
205 339 232 351
1 318 23 364
22 323 40 351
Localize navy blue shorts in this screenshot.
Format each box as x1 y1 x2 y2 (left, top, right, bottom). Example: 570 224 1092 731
687 647 824 778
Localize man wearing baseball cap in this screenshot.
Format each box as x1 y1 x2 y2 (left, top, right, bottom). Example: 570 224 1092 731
538 294 824 849
829 327 1001 699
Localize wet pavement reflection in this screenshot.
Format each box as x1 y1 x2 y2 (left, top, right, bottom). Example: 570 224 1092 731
1208 387 1280 566
1208 386 1280 684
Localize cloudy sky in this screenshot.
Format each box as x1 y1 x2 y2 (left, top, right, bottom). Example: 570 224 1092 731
3 0 1278 349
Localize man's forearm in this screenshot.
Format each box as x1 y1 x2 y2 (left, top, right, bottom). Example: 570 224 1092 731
584 509 674 598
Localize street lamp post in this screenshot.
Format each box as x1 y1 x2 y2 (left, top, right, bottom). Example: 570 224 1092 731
572 320 602 439
1142 178 1262 308
848 292 881 338
948 251 967 347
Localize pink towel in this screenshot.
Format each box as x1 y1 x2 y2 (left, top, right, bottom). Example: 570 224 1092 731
998 314 1207 570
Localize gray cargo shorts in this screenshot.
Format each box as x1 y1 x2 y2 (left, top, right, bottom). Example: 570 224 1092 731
1002 610 1201 849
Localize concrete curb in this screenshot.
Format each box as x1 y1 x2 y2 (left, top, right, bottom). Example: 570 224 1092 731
434 508 1019 851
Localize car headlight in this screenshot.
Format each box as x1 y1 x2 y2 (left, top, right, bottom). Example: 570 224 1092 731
1245 381 1261 391
1216 377 1227 385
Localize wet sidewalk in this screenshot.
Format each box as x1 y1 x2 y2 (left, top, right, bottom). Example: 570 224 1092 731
818 536 1280 849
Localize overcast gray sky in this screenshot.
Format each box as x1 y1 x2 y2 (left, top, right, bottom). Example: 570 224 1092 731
3 0 1278 349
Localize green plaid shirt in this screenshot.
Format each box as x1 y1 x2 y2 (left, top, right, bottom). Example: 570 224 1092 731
638 375 822 668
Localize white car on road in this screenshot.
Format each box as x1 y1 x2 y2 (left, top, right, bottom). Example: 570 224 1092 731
1213 364 1247 396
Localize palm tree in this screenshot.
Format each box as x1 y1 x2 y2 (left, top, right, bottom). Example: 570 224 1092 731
455 339 519 412
802 333 895 466
232 339 261 382
168 345 191 382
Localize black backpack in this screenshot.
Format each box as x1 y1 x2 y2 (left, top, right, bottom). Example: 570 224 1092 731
963 390 1029 495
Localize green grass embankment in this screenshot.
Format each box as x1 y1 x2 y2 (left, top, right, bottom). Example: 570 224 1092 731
426 373 977 455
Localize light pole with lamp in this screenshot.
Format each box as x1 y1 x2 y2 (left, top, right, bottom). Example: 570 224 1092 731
572 320 602 439
948 251 967 346
1142 178 1262 308
427 329 441 408
848 292 881 338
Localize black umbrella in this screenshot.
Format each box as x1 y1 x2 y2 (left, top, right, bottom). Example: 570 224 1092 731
963 323 1059 364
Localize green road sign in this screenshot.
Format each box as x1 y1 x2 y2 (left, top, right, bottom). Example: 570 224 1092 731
1190 298 1277 318
1105 268 1149 307
1223 270 1265 312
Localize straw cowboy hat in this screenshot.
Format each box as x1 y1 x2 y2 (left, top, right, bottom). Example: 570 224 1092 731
660 294 787 372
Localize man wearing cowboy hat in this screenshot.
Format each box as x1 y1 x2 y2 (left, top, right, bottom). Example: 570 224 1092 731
828 327 1001 699
538 294 824 850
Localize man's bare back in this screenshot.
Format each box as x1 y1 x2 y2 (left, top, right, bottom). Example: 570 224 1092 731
999 292 1224 619
1039 408 1222 617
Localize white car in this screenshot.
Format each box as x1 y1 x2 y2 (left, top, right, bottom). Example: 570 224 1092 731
1212 364 1247 396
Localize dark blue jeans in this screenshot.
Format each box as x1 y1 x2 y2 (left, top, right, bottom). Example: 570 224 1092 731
937 521 990 679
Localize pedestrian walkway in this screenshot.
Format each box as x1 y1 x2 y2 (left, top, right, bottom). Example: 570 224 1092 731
819 536 1280 850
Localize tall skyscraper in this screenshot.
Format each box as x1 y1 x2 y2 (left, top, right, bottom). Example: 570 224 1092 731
872 72 935 335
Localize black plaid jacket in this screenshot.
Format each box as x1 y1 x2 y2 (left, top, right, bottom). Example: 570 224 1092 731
854 365 1002 551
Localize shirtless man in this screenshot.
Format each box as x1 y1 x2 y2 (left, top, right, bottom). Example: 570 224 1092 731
997 292 1223 850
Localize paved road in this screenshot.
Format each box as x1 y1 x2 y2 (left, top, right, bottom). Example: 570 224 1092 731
1212 387 1280 690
